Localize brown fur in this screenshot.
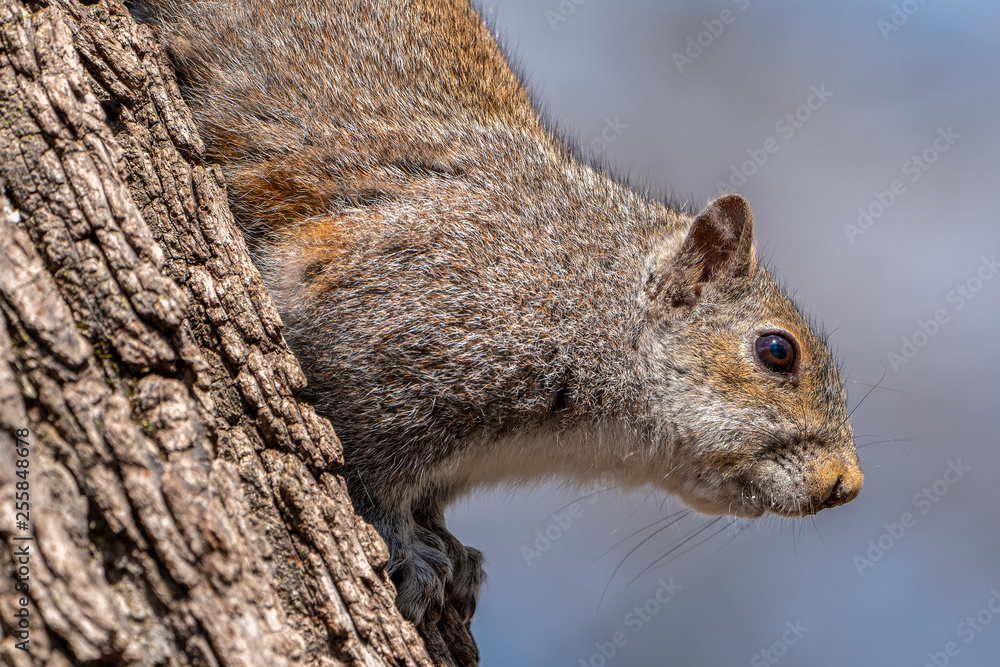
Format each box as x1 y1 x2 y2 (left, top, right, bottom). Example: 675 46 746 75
136 0 863 623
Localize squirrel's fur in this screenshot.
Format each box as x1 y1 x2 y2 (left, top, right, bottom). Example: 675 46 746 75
136 0 864 623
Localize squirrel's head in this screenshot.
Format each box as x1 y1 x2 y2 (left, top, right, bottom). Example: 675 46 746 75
634 194 863 519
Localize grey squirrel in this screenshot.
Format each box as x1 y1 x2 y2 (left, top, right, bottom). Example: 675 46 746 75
136 0 864 624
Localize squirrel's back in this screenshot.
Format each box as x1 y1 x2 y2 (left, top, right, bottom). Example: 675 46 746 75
143 0 547 225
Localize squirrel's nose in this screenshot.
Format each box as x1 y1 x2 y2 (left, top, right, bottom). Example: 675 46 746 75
822 475 848 508
820 464 863 508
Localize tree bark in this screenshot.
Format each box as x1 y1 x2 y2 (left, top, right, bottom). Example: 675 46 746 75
0 0 477 664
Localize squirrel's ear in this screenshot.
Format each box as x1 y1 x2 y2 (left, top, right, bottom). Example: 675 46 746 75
648 194 756 311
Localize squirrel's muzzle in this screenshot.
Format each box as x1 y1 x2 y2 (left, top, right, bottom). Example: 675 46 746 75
813 458 864 511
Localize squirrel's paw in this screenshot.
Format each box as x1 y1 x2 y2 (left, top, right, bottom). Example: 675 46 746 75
435 525 485 624
390 524 452 623
388 523 486 624
448 544 485 624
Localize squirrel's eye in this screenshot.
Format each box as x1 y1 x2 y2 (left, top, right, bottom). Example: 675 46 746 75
755 334 796 374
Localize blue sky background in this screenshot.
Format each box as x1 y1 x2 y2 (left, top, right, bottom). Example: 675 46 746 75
446 1 1000 665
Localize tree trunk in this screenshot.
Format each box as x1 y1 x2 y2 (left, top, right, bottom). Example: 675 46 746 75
0 1 477 664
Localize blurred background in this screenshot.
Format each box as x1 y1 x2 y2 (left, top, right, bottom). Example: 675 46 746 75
447 1 1000 665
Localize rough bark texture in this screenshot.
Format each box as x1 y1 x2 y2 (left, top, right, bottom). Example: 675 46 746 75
0 0 477 664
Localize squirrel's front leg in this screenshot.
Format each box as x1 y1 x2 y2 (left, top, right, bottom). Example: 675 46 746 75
412 488 486 623
358 482 485 624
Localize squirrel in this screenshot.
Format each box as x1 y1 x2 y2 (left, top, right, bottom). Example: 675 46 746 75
134 0 864 624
